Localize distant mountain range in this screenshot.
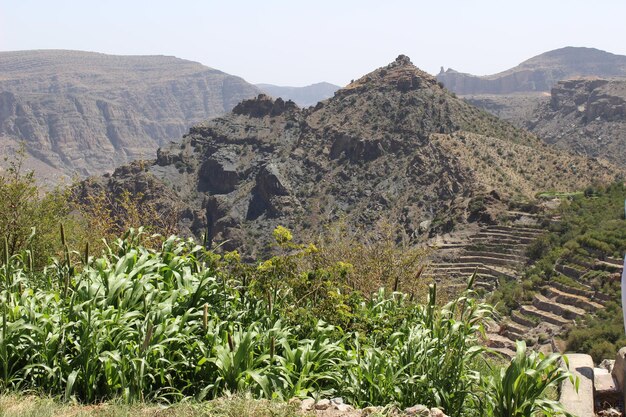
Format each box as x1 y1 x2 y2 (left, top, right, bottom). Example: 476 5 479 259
437 47 626 168
437 47 626 95
256 82 341 107
0 50 260 181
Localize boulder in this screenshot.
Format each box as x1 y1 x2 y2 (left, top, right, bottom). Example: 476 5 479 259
405 404 430 416
560 353 594 417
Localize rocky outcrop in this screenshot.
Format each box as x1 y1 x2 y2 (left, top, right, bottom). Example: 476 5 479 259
232 95 298 118
437 47 626 95
527 78 626 168
81 55 622 255
0 50 260 181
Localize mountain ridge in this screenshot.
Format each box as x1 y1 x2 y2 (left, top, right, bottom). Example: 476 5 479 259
75 55 622 255
437 47 626 95
0 49 261 181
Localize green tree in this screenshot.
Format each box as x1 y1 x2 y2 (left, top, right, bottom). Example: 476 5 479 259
0 148 70 264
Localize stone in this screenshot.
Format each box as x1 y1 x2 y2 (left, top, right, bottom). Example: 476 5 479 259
598 408 621 417
300 398 315 411
361 406 382 416
331 397 344 405
599 359 615 373
612 347 626 390
559 354 594 417
429 407 448 417
404 404 430 416
595 370 621 405
315 398 331 410
335 403 354 412
288 397 301 406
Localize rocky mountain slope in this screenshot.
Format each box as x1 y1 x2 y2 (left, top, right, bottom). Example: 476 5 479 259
0 50 260 181
436 47 626 95
526 78 626 168
76 55 622 256
256 82 341 107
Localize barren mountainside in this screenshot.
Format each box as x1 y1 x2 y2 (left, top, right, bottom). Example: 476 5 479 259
76 56 622 256
526 78 626 167
437 47 626 95
0 50 260 180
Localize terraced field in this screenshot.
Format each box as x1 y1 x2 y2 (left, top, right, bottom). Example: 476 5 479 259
427 207 617 358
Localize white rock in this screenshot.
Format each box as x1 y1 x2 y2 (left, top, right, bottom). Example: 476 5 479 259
315 398 331 410
430 407 448 417
300 398 315 411
405 404 430 416
361 406 382 416
335 403 354 412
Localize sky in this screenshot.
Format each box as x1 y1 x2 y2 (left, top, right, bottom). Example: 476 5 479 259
1 0 626 87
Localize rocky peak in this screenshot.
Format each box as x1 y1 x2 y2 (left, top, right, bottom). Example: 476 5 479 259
80 57 623 256
232 94 299 118
338 55 438 96
390 54 413 67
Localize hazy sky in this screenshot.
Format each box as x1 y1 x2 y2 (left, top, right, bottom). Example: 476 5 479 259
2 1 626 86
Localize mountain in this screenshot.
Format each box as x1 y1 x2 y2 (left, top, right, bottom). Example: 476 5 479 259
437 47 626 95
0 50 260 181
75 55 621 256
256 82 340 107
525 78 626 167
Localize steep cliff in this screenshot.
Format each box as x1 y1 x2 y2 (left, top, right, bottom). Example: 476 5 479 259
527 78 626 167
0 50 260 181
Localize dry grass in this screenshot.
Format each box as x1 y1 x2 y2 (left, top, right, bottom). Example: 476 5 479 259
0 394 303 417
432 131 621 199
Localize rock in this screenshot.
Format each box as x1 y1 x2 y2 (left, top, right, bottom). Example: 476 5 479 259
315 399 332 410
335 403 355 412
597 407 621 417
405 404 430 416
595 369 621 405
559 354 594 417
361 406 382 416
232 94 298 118
599 359 615 373
331 397 344 405
300 398 315 411
419 220 431 234
198 157 240 194
612 347 626 390
429 408 448 417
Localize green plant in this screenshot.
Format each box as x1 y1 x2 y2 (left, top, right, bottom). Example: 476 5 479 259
483 341 576 417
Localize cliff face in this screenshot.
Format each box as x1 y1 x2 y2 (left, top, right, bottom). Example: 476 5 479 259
77 56 622 256
437 47 626 95
527 78 626 167
0 50 260 180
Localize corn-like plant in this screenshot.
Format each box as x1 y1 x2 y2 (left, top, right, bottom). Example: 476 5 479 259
483 341 577 417
0 227 562 417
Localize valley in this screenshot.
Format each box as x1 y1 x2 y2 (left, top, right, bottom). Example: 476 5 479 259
0 39 625 416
